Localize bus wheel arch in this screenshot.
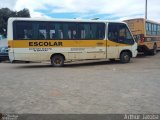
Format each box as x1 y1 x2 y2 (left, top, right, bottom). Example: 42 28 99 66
50 53 65 67
120 50 132 63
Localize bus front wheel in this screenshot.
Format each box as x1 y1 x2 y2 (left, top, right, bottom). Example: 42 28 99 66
51 55 64 67
120 52 131 63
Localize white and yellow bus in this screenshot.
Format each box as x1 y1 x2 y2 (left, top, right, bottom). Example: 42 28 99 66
8 18 137 67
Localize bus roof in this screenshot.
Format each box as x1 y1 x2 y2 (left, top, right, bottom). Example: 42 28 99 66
8 17 126 24
124 18 160 25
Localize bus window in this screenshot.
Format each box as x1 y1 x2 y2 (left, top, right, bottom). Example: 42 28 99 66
95 24 105 39
152 24 157 35
118 24 134 45
49 23 63 40
154 24 157 35
148 23 152 35
79 23 90 39
49 22 77 40
108 23 119 42
146 22 149 35
108 23 134 45
67 23 77 39
146 22 152 35
37 23 48 39
49 22 105 40
78 23 105 40
49 23 59 40
14 21 33 40
158 25 160 35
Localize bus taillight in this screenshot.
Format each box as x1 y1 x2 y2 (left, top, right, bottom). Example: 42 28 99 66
140 34 145 43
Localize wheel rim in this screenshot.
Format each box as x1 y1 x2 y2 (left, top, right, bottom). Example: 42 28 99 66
54 58 61 65
124 54 130 61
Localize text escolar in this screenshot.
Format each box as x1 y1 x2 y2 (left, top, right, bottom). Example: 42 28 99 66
29 42 63 47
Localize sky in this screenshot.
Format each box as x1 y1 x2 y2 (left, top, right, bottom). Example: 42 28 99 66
0 0 160 22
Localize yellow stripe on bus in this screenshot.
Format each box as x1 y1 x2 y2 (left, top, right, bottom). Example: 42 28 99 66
8 40 130 48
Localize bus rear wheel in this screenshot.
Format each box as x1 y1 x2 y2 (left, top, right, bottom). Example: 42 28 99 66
120 52 131 63
51 55 64 67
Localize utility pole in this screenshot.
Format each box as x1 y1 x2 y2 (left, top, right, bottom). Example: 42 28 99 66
145 0 148 19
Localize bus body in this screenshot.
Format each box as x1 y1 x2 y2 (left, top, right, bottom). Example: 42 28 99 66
124 18 160 55
8 18 137 67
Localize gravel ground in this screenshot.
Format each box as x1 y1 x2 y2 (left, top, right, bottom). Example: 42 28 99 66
0 53 160 114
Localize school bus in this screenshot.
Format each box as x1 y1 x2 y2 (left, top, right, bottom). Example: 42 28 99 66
124 18 160 55
8 18 137 67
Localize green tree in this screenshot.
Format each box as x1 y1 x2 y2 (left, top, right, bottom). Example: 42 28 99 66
17 8 30 17
0 8 30 37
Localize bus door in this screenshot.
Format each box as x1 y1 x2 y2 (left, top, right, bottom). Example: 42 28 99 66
107 23 120 59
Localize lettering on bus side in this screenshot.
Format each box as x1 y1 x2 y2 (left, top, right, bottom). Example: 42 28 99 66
29 42 63 47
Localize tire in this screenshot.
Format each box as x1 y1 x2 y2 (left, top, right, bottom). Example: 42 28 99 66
51 55 64 67
120 52 131 63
